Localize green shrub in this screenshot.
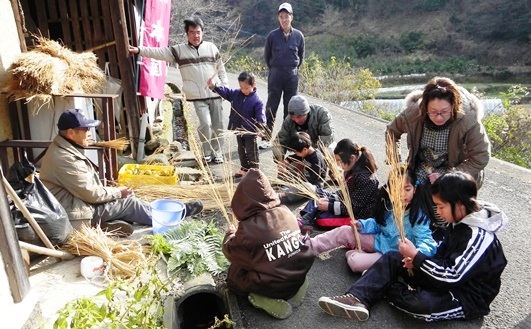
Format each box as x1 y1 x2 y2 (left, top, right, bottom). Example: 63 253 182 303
226 55 267 80
483 86 530 169
299 54 381 103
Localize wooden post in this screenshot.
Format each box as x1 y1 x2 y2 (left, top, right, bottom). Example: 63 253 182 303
9 0 27 52
0 167 30 303
109 0 140 158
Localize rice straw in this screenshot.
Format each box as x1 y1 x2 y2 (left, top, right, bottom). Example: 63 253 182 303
62 224 150 280
318 140 362 251
91 137 130 150
183 100 234 227
385 132 413 275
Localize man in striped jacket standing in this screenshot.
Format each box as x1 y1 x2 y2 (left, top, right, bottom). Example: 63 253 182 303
130 16 228 164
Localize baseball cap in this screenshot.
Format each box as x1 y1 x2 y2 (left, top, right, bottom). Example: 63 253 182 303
278 3 293 14
288 95 310 116
57 109 101 130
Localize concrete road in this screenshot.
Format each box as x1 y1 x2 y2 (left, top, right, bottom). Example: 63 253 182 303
172 70 531 329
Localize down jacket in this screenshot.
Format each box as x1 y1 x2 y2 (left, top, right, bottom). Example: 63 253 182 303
223 169 314 299
386 86 491 187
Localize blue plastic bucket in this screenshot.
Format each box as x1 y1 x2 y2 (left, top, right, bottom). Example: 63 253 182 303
150 199 186 234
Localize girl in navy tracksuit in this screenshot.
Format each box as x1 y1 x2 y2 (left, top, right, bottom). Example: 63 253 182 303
209 71 266 177
318 171 508 322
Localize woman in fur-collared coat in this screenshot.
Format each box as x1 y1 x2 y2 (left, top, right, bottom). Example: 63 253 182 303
386 77 491 189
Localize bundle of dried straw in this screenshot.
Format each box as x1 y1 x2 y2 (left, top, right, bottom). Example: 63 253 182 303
318 140 363 251
131 183 231 211
91 137 130 150
270 156 320 201
0 35 105 104
62 225 150 280
183 101 235 226
385 133 413 275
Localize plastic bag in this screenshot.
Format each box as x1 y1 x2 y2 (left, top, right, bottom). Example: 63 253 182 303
8 154 73 247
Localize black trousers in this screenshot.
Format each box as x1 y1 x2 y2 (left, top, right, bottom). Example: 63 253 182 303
265 67 299 137
347 251 465 322
237 135 259 169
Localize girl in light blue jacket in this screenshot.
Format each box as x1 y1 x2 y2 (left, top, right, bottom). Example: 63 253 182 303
306 168 437 273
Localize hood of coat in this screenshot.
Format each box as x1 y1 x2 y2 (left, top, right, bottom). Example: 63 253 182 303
404 86 484 130
231 168 281 221
459 201 508 233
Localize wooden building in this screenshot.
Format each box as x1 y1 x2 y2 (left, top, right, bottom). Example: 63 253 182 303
0 1 147 327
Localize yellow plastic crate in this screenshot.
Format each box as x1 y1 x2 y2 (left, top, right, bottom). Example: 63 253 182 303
118 164 178 186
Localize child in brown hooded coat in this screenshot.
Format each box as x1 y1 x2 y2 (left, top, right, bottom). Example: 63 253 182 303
223 168 314 319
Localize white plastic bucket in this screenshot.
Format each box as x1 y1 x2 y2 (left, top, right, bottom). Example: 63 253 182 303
150 199 186 234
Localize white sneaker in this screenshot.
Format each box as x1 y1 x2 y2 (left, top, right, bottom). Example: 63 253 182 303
213 153 224 164
259 140 271 149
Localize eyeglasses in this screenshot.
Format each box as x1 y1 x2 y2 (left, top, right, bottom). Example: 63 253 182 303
427 110 451 118
74 127 90 132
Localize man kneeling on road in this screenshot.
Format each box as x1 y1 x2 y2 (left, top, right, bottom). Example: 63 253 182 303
272 95 334 181
40 109 203 237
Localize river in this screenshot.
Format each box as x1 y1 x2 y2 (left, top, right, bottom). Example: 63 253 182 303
341 85 504 115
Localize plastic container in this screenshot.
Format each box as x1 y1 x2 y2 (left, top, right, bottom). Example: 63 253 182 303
80 256 104 280
150 199 187 234
118 164 178 186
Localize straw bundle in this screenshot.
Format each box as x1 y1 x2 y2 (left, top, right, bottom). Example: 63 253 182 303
318 140 362 251
270 156 320 201
130 183 232 211
91 137 130 150
183 100 235 226
0 36 105 104
385 133 412 275
62 224 150 280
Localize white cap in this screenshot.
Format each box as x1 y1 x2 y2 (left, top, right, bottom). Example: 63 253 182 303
278 3 293 14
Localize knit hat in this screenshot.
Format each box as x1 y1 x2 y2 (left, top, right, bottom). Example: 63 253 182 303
278 3 293 14
57 109 101 130
288 95 310 116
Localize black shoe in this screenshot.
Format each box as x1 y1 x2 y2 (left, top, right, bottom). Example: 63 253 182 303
185 201 204 217
101 220 134 237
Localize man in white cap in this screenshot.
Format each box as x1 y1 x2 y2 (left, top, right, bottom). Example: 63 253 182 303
272 95 334 164
40 109 203 237
262 2 305 149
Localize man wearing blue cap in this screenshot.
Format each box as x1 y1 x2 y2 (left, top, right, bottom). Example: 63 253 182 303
261 2 305 149
40 109 203 237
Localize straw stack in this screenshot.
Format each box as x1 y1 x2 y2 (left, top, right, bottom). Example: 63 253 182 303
0 35 105 104
62 224 150 280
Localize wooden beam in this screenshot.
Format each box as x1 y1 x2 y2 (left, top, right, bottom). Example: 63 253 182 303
9 0 27 51
19 241 74 260
0 167 30 303
109 0 139 158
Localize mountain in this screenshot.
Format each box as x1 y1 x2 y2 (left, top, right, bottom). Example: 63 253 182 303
229 0 531 77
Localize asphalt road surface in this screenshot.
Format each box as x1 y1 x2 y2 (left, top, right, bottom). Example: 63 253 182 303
168 69 531 329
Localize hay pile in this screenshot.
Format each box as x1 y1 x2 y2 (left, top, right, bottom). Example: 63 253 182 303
62 224 150 280
0 36 105 103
